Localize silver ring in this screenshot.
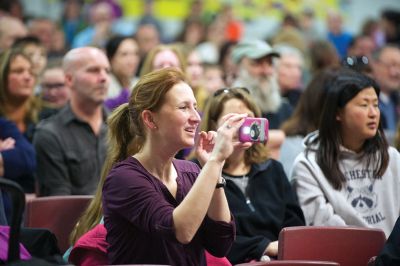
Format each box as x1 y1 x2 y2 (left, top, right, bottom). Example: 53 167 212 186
226 124 232 129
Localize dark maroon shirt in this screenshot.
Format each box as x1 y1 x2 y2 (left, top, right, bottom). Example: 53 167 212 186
102 157 235 265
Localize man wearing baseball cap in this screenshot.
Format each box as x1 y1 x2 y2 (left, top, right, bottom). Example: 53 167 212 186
232 39 293 129
228 40 296 262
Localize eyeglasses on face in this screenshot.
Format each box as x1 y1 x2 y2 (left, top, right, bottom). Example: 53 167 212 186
213 87 251 97
41 82 66 90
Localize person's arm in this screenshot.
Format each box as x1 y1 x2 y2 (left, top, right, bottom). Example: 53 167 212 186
173 114 245 244
0 120 36 179
291 156 347 226
33 127 71 196
227 235 270 264
266 129 285 160
0 153 3 177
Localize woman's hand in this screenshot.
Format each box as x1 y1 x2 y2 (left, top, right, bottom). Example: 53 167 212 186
264 240 278 257
0 137 15 152
196 113 247 166
195 131 217 167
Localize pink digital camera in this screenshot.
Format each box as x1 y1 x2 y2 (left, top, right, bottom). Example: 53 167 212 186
239 117 269 143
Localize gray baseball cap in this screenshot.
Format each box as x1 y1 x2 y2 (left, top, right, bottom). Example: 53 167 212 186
232 39 280 63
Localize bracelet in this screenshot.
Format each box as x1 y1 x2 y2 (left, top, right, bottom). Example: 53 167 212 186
216 177 226 189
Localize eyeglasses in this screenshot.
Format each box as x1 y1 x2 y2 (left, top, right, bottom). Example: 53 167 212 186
213 87 250 97
342 55 371 72
41 82 66 90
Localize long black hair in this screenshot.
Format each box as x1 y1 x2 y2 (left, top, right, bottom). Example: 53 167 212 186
311 69 389 190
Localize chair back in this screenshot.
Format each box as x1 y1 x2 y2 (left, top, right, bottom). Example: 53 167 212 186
278 226 386 266
24 195 93 253
236 260 339 266
0 178 25 262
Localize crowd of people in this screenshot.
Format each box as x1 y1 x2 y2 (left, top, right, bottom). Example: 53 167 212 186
1 0 400 265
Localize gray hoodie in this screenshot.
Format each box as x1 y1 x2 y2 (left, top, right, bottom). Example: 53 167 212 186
291 131 400 237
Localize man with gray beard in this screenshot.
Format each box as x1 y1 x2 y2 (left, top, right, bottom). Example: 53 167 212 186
232 39 293 129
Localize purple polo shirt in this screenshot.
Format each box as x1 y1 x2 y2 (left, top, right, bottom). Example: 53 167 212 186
102 157 235 265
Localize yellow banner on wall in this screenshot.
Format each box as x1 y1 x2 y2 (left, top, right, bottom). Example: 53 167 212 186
119 0 339 20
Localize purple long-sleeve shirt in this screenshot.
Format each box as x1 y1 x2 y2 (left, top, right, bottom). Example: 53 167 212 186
102 157 235 265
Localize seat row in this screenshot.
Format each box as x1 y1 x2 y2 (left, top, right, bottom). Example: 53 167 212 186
24 195 386 266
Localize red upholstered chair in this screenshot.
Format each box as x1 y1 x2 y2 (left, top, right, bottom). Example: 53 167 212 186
24 195 93 253
235 261 339 266
278 226 386 266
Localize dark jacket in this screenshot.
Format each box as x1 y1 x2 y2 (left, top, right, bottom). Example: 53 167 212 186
262 101 293 129
225 159 305 264
0 118 36 192
33 104 107 196
375 216 400 266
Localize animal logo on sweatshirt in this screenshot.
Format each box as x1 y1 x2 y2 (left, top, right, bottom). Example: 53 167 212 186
346 184 377 213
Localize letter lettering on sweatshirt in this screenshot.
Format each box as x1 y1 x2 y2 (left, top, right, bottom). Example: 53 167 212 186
363 212 386 225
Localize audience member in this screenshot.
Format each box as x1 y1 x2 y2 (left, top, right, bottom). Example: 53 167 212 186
48 27 68 60
71 2 114 48
177 18 206 47
280 68 339 178
326 10 353 59
102 67 236 264
139 44 186 76
140 44 200 159
134 23 161 74
33 47 109 196
104 35 139 110
0 118 65 262
0 49 39 142
298 8 323 49
231 39 288 159
361 18 385 49
342 35 375 77
136 0 163 41
309 39 340 75
180 45 209 112
0 0 24 19
219 41 238 87
371 45 400 137
380 10 400 46
38 65 70 120
0 15 27 52
219 3 243 43
291 69 400 238
0 117 36 193
346 35 376 60
196 17 226 64
186 0 213 25
203 63 226 96
0 116 36 236
12 36 48 78
199 87 305 264
342 55 373 77
27 17 57 53
273 44 304 108
61 0 87 49
271 13 307 55
232 39 292 129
